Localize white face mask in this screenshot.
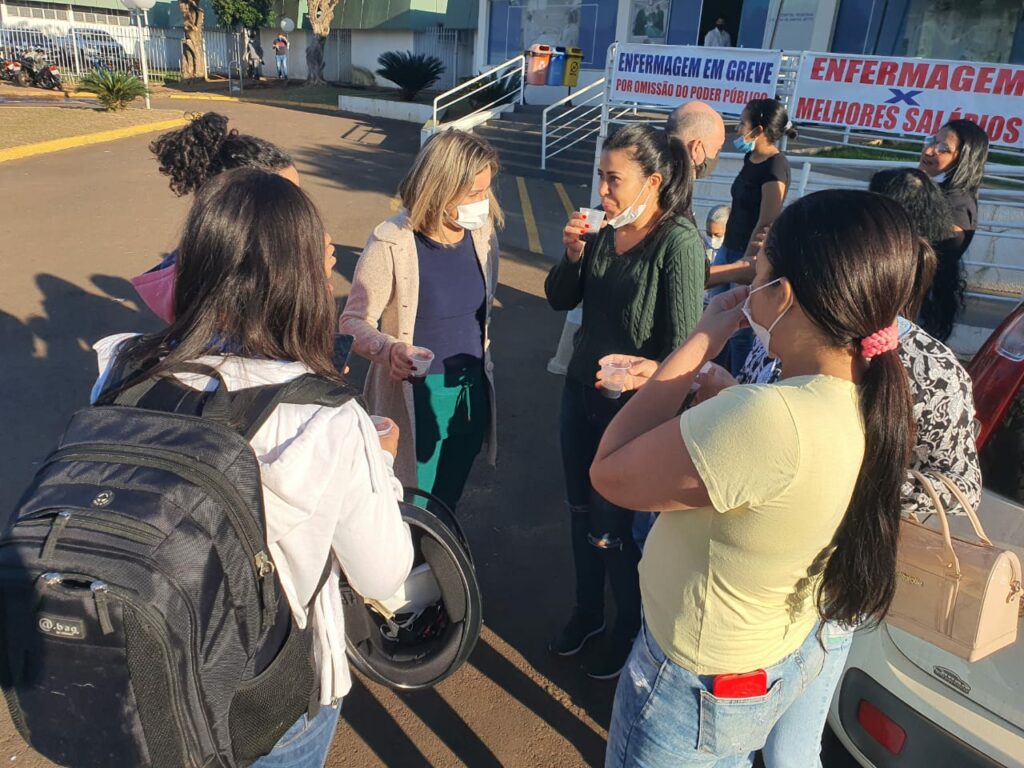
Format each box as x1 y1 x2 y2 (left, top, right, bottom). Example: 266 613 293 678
606 183 651 229
709 235 724 250
450 198 489 230
741 277 791 358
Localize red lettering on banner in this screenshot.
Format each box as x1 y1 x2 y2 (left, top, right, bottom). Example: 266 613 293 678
903 108 920 133
951 65 974 92
812 99 825 121
976 67 995 93
925 65 950 90
832 100 847 123
877 60 898 85
811 57 827 80
825 58 845 82
899 62 929 89
1006 118 1021 145
861 59 879 84
994 68 1024 97
795 97 815 121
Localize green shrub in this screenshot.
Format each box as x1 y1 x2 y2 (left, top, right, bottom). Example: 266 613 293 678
77 70 149 111
376 51 445 101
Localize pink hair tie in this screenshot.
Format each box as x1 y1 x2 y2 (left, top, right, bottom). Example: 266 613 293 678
860 322 899 360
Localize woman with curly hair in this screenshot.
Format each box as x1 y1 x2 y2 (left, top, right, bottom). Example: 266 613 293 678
132 113 299 322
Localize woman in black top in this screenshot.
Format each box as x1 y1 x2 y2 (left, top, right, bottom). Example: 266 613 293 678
710 98 796 374
544 124 706 681
918 118 989 341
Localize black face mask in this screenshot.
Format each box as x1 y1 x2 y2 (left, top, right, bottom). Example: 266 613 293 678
694 149 719 179
716 22 725 29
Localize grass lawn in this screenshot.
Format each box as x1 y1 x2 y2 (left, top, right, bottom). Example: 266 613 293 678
810 142 1024 166
0 106 185 150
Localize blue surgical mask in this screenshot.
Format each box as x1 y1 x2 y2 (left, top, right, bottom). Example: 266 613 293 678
733 131 756 154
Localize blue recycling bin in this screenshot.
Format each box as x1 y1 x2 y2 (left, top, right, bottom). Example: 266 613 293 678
546 46 567 86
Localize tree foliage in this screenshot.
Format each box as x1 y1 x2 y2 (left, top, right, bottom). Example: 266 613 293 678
376 51 445 101
210 0 272 29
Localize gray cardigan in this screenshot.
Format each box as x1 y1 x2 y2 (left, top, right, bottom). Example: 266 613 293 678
340 213 499 485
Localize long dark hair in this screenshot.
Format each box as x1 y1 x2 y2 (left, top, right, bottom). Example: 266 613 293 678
868 168 944 319
602 123 693 224
150 113 294 196
939 119 989 196
764 190 920 625
107 168 340 389
743 98 798 145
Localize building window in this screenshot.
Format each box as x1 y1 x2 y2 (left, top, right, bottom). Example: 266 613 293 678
487 0 618 69
832 0 1024 64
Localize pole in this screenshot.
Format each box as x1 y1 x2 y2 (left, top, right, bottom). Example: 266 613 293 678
137 12 150 109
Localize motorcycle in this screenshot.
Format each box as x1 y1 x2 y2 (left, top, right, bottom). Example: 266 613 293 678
1 54 25 86
18 48 63 90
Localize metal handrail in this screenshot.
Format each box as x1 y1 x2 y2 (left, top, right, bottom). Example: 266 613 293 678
431 55 525 133
541 78 605 170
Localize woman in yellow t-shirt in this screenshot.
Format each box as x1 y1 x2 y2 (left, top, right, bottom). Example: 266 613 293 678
592 190 922 767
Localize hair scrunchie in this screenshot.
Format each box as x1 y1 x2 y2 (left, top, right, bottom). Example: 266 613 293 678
860 322 899 360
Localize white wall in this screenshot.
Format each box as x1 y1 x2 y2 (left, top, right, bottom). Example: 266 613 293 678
351 29 415 85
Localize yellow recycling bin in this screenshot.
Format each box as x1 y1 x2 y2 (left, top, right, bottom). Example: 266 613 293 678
563 47 583 87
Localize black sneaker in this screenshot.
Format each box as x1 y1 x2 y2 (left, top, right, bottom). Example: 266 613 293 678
584 632 637 680
549 611 606 657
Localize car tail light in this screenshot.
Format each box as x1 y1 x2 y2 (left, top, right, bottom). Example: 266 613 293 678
858 699 906 755
969 305 1024 450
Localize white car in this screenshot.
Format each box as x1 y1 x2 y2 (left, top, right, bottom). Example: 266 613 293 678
827 304 1024 767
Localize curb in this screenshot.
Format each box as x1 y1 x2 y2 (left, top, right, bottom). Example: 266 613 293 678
0 117 188 164
167 93 339 112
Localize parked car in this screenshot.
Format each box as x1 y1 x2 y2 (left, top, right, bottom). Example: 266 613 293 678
827 301 1024 767
60 29 139 74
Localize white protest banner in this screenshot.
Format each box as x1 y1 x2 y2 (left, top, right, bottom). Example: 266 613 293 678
793 52 1024 148
609 43 783 115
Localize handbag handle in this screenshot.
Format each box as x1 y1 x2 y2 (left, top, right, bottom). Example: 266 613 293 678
934 474 993 546
910 470 961 577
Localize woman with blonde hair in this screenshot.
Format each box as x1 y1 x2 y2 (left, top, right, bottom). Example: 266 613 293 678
341 130 502 510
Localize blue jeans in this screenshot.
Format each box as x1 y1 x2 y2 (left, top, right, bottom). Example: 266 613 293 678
250 702 342 768
763 622 853 767
276 54 288 77
559 379 641 641
607 620 848 767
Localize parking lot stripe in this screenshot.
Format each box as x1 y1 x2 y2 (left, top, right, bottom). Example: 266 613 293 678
553 182 575 219
516 175 542 254
0 118 188 164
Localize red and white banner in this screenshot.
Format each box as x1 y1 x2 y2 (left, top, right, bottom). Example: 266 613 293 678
793 52 1024 149
609 43 782 115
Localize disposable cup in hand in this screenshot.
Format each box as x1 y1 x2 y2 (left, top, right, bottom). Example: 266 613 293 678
578 208 606 241
370 415 393 438
409 347 434 378
601 360 631 399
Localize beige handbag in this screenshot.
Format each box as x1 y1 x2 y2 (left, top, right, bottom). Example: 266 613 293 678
887 471 1023 662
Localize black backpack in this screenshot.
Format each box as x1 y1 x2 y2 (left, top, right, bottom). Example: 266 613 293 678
0 362 353 768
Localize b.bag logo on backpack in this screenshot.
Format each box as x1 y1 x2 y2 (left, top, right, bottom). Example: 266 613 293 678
37 614 85 640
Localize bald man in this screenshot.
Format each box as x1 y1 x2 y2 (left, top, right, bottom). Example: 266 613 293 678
665 100 726 179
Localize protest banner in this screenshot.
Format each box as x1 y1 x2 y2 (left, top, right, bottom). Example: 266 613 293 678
793 52 1024 148
609 43 783 115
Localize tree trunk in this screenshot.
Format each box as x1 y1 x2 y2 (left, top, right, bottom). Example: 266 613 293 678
178 0 206 81
305 34 327 85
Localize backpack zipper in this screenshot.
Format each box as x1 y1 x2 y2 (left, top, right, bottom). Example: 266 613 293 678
18 510 164 555
44 444 276 626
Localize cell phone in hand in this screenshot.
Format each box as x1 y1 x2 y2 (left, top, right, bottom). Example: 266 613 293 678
332 334 354 373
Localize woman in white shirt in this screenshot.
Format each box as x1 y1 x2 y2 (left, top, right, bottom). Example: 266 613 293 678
92 167 413 768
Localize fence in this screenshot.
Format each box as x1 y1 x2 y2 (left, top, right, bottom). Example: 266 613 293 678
0 21 185 85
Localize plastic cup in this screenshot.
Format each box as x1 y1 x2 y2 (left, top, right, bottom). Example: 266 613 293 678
370 415 393 438
578 207 606 242
600 360 631 399
409 347 435 378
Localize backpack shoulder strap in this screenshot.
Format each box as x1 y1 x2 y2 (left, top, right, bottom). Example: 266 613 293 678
232 375 357 441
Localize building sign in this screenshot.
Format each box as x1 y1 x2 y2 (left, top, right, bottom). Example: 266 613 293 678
793 52 1024 148
609 43 782 114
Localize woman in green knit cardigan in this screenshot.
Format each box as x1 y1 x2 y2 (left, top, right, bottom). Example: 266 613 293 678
544 124 706 680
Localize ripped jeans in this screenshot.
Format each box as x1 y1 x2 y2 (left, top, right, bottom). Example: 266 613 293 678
559 379 642 642
607 620 853 767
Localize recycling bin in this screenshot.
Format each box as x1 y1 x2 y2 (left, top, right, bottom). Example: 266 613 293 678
563 47 583 86
546 46 567 85
526 43 552 86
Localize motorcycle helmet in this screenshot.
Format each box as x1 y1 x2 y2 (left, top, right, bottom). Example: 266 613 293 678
340 488 482 690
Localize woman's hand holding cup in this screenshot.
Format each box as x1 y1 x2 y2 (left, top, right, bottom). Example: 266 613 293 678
388 342 416 382
371 416 400 458
596 354 658 394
